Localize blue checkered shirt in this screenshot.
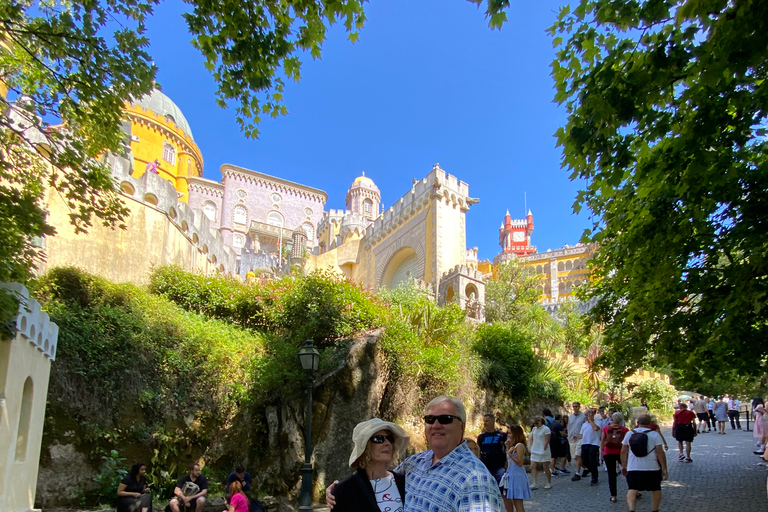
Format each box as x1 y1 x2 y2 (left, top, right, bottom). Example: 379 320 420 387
395 442 504 512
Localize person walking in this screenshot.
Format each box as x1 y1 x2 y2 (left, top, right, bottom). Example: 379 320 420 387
568 402 587 480
693 396 709 433
503 425 531 512
621 415 668 512
727 396 742 430
528 417 552 490
753 404 765 455
714 397 728 434
672 402 696 462
706 397 716 432
601 412 628 503
549 414 568 475
477 413 509 485
579 409 601 486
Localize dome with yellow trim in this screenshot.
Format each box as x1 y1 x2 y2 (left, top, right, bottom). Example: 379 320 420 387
351 172 379 191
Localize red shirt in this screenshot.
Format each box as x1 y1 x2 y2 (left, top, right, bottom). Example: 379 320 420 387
674 409 696 426
602 424 629 455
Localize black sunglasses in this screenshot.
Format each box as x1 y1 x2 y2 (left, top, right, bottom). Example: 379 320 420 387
424 414 460 425
370 434 396 444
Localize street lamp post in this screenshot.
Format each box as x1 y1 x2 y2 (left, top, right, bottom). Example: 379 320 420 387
297 339 320 512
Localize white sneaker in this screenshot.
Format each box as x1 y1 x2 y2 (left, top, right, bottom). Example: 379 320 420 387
544 483 552 490
530 484 538 490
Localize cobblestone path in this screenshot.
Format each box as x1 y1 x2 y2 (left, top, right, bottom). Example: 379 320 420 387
524 426 766 511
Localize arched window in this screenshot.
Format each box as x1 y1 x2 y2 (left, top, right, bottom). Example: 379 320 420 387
15 377 33 461
267 211 283 227
203 202 217 222
536 265 542 274
544 284 551 295
558 282 565 294
543 263 551 274
233 205 247 224
363 199 373 214
557 261 565 272
302 222 315 242
566 281 572 293
232 233 245 248
566 260 573 271
162 142 176 165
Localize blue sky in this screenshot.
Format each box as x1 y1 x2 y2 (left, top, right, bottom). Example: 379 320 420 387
143 0 590 261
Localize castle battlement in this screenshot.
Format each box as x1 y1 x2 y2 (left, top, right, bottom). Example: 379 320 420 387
188 176 224 197
110 160 237 273
0 283 58 360
523 243 594 262
504 220 528 229
441 264 484 282
323 209 350 219
365 165 474 248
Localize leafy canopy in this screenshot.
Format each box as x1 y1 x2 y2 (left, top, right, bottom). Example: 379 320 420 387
551 0 768 384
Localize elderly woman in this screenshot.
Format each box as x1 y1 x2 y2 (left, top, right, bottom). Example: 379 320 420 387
601 412 629 502
116 462 152 512
331 418 410 512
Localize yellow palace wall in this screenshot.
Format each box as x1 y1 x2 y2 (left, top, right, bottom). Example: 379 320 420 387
41 175 232 286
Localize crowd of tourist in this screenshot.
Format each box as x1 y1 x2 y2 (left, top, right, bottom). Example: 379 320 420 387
118 393 764 512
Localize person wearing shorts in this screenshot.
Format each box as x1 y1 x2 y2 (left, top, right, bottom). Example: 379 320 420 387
169 463 208 512
673 402 696 462
621 415 668 512
693 396 709 433
568 402 586 480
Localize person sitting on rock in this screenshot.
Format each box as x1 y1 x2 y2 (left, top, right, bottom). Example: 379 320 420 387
117 462 152 512
169 463 207 512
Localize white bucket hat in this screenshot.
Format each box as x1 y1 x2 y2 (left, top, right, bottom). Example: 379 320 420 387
348 418 410 468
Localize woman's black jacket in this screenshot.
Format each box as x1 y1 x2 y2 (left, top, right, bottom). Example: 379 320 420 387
331 468 405 512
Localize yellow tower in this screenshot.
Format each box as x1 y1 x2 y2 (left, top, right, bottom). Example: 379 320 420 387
124 89 203 202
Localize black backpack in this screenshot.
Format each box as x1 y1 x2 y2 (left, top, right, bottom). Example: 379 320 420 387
628 429 651 457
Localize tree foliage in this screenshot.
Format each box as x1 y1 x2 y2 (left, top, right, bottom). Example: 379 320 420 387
551 0 768 384
484 259 542 323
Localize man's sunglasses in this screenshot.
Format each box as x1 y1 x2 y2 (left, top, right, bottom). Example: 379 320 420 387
424 414 460 425
370 434 396 444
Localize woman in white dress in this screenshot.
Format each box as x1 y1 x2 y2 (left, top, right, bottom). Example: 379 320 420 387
528 416 552 489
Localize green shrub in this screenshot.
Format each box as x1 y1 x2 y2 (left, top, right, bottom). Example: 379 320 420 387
275 268 386 346
472 323 540 402
631 378 678 419
378 284 477 404
149 266 385 346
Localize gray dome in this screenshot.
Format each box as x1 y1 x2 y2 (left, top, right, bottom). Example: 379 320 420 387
131 89 194 140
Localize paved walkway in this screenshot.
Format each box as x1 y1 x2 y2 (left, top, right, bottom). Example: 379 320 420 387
524 426 766 511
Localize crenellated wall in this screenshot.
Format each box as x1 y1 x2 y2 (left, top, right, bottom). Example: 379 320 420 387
0 283 58 512
41 159 237 284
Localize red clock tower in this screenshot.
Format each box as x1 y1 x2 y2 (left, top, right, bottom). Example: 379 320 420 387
498 209 536 257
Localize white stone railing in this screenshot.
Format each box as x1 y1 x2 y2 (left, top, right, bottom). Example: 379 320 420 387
0 283 58 360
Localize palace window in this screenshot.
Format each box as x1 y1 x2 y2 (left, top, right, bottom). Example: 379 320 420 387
363 199 373 213
233 205 248 225
232 233 245 248
267 211 284 227
162 142 176 165
203 202 217 222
